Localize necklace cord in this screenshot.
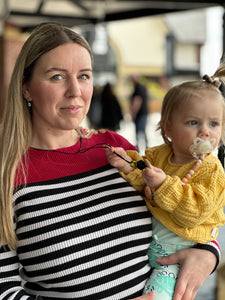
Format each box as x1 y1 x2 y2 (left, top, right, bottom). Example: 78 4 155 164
31 141 146 170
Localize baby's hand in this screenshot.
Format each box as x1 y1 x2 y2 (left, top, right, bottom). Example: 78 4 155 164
104 147 133 174
142 159 167 190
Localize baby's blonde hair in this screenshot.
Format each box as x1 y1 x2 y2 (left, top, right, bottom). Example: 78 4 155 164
158 71 225 146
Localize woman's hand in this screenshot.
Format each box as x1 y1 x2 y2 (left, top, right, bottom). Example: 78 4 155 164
133 291 154 300
105 147 134 174
157 248 217 300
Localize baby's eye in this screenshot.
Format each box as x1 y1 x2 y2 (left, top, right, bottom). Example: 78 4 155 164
187 120 197 125
51 74 63 81
210 121 218 127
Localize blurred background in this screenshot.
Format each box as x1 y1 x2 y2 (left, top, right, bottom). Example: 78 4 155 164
0 1 225 299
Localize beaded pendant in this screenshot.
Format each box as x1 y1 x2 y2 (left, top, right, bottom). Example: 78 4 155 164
181 137 215 184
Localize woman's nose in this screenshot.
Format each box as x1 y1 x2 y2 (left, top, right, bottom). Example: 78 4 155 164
66 77 81 98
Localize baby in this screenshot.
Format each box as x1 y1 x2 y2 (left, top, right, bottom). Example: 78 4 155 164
106 76 225 299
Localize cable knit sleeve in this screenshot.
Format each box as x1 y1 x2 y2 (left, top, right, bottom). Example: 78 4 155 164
153 160 225 228
119 150 146 194
147 155 225 244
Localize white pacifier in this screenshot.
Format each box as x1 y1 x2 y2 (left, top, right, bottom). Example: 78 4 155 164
189 137 215 160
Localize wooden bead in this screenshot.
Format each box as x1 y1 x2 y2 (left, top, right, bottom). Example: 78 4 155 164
186 173 192 179
182 177 188 183
181 159 202 185
192 163 200 171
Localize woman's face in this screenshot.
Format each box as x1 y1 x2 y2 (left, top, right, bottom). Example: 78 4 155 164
23 43 93 138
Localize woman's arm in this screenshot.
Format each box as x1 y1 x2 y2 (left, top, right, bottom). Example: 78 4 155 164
133 292 154 300
0 246 34 299
157 247 218 300
131 243 219 300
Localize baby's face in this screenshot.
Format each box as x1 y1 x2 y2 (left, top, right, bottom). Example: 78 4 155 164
165 90 223 163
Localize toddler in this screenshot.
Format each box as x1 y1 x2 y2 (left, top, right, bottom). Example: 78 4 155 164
105 73 225 299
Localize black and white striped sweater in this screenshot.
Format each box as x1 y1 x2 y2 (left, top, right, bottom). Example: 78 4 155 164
0 131 153 299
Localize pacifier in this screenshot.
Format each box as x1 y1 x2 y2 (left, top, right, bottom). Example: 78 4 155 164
189 137 216 160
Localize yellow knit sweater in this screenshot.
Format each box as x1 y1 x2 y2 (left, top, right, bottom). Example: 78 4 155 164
122 144 225 243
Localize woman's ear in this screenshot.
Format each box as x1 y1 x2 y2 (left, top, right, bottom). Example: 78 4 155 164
22 83 31 101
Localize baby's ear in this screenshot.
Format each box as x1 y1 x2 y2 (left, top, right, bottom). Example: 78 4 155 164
164 121 172 138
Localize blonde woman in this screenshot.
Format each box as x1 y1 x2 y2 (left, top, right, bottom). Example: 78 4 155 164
0 22 220 300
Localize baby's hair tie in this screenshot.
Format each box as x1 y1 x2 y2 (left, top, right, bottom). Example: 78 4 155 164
219 80 225 98
202 74 221 88
202 74 225 98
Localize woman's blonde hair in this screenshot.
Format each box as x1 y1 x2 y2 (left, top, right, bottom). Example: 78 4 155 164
0 22 93 249
158 66 225 146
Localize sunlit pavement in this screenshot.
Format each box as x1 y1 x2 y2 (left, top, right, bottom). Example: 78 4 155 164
118 112 225 300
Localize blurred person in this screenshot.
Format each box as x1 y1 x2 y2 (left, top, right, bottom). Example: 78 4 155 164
87 85 102 129
130 75 149 151
100 82 123 131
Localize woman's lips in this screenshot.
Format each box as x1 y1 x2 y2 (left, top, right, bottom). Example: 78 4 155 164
61 105 82 114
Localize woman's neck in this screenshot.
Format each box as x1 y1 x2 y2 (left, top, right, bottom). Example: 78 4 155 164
31 130 80 150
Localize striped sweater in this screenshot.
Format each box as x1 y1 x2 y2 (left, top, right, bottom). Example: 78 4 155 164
0 130 220 299
0 130 152 300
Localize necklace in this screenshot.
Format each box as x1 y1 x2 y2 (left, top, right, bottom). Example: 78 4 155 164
31 139 147 170
181 159 202 184
31 137 215 178
31 139 112 154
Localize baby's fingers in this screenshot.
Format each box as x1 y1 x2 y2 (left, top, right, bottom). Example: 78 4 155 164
144 159 152 169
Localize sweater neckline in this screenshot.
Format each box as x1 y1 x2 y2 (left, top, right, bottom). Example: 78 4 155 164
30 138 82 154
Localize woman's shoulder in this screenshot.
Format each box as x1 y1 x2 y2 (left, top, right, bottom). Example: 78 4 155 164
87 128 137 151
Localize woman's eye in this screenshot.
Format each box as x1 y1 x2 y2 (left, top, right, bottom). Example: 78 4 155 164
79 74 88 80
51 74 63 81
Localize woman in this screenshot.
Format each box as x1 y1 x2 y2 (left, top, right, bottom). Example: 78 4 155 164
0 22 220 300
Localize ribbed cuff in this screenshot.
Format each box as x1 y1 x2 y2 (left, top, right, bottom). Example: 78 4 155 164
193 240 221 273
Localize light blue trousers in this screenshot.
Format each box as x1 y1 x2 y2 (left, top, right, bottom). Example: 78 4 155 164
143 217 196 299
